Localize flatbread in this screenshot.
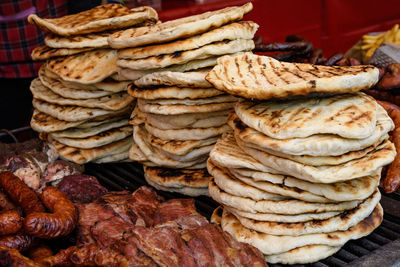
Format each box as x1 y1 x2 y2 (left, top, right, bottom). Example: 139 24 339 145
223 163 334 203
145 176 209 197
134 69 212 88
118 21 258 60
144 122 231 141
32 99 132 122
137 98 235 115
117 39 254 70
219 205 383 255
133 125 207 168
209 181 361 214
145 133 219 156
141 94 237 106
39 66 114 99
46 49 117 84
230 168 381 202
109 3 253 48
264 244 341 264
31 109 85 132
233 189 380 236
50 118 129 138
143 166 210 188
28 4 158 36
92 151 129 163
146 111 228 130
50 136 133 164
119 57 218 81
50 125 132 149
235 93 377 140
239 138 395 183
209 132 277 173
229 105 394 156
60 78 130 93
207 160 289 201
129 143 149 162
225 207 341 223
30 78 133 111
206 52 380 100
128 85 223 100
31 45 94 61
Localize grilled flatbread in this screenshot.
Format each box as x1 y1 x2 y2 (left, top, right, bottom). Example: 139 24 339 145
32 99 132 122
235 93 377 140
50 125 132 149
134 69 212 88
120 57 218 81
31 109 85 132
50 136 133 164
141 94 236 106
47 49 117 84
206 52 380 99
239 137 395 183
233 189 380 236
118 21 258 60
92 151 129 163
45 32 110 48
264 245 341 265
208 160 329 203
145 176 209 196
51 118 129 138
144 122 230 141
117 39 254 70
209 181 361 214
109 3 252 48
28 4 158 36
230 167 381 202
229 105 393 156
219 205 383 255
137 98 235 115
39 66 114 99
128 85 223 100
31 78 133 111
31 45 94 61
225 207 341 223
143 166 210 188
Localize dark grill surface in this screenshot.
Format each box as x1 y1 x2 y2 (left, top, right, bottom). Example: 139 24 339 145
85 162 400 267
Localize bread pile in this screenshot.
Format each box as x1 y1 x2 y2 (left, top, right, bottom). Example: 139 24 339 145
28 4 158 164
107 3 258 196
206 53 396 264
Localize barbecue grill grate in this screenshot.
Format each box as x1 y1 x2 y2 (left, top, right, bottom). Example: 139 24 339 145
85 162 400 267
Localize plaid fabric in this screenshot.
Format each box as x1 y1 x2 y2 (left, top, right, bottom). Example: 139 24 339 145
0 0 67 78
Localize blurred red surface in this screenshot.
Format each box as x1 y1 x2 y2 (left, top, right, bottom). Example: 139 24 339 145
158 0 400 57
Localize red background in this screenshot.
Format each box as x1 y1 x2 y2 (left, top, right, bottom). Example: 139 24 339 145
157 0 400 58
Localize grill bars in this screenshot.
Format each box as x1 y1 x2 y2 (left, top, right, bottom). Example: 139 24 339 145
85 162 400 267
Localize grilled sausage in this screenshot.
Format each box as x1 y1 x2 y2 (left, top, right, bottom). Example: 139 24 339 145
24 186 78 239
27 243 53 262
0 210 22 236
0 190 17 211
0 172 45 215
0 246 42 267
0 233 34 252
377 101 400 193
324 52 344 66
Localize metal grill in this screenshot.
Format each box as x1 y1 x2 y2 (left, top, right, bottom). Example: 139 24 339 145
85 162 400 267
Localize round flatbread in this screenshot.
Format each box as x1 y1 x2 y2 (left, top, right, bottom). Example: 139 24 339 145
209 181 361 215
128 85 223 100
229 105 394 156
143 166 210 188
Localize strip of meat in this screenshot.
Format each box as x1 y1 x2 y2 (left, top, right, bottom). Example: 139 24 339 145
0 171 45 215
0 246 42 267
0 233 34 251
0 210 22 236
324 52 344 66
254 41 310 52
310 48 323 64
39 246 76 267
24 186 78 239
377 63 400 90
377 100 400 193
27 243 53 263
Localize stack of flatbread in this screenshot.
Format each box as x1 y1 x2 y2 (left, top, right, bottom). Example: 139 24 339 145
108 3 257 196
28 4 159 164
204 53 396 264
